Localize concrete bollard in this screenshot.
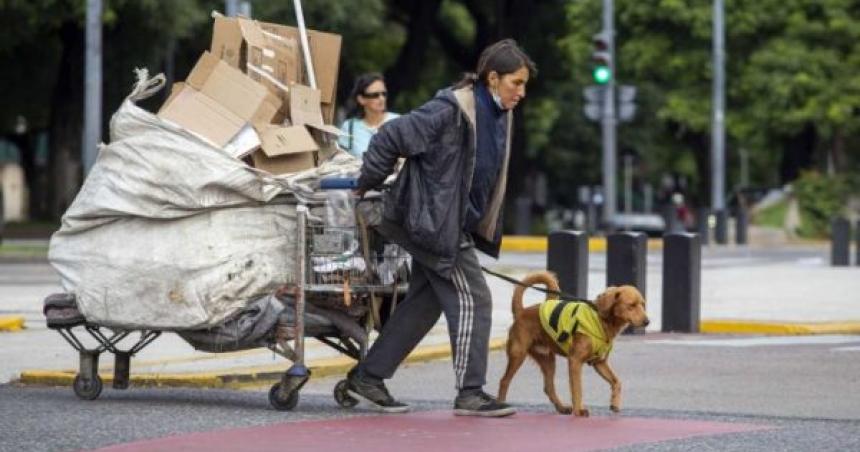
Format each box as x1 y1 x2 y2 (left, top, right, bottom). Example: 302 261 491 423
831 218 850 266
696 207 710 246
714 209 728 245
547 230 589 299
735 208 748 245
661 233 701 333
607 232 647 334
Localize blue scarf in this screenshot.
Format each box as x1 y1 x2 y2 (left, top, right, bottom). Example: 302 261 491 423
465 83 508 233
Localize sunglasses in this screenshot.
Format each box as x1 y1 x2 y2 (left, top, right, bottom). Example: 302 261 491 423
361 91 387 99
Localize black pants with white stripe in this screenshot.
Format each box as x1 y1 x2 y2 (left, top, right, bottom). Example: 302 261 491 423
358 241 492 391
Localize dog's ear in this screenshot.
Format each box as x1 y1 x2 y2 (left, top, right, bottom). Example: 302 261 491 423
596 287 618 314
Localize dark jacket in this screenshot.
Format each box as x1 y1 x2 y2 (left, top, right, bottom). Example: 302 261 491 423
357 85 513 278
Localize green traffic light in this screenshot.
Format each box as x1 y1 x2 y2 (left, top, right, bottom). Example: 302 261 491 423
593 65 612 84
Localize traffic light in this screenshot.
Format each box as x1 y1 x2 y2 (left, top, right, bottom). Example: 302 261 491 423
591 32 612 85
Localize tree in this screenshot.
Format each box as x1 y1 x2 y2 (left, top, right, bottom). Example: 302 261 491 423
0 0 207 219
559 0 860 208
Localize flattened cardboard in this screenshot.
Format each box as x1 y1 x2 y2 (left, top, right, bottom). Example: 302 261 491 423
159 85 245 147
289 84 323 127
257 124 318 157
162 82 186 110
211 16 342 123
289 85 345 139
210 17 243 68
260 23 342 107
237 18 300 106
251 151 316 175
157 52 281 147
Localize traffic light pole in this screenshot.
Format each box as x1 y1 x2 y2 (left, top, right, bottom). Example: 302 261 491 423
82 0 102 176
601 0 617 228
711 0 725 213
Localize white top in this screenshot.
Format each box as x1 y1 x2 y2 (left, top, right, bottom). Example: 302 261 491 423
338 112 400 159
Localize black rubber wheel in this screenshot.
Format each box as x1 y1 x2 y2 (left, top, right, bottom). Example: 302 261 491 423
333 379 358 408
269 382 299 411
73 374 103 401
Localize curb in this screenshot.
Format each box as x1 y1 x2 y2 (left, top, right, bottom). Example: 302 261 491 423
701 320 860 335
17 339 508 390
0 316 25 332
500 236 663 253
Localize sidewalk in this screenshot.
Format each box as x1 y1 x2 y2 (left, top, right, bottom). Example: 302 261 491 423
4 234 860 390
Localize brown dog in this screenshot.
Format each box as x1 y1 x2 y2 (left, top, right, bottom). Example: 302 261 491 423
497 271 649 416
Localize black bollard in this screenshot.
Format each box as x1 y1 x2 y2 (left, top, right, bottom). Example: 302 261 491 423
607 232 647 334
662 233 701 332
714 209 728 245
696 207 710 246
547 230 589 299
831 218 850 266
735 208 748 245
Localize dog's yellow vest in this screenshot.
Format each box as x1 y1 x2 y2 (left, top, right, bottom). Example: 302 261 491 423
538 299 612 361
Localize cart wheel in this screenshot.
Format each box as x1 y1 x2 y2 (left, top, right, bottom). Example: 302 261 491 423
73 374 103 401
269 382 299 411
334 379 358 408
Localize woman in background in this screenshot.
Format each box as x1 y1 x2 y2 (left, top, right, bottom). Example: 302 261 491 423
338 73 399 159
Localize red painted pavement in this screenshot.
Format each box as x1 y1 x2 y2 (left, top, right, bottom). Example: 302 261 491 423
92 411 771 452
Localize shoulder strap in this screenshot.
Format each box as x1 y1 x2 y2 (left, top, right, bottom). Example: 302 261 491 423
348 118 355 152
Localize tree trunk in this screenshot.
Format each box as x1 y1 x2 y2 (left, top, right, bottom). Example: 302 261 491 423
47 21 85 219
4 131 48 220
384 0 443 104
779 123 816 184
687 131 710 208
831 127 846 175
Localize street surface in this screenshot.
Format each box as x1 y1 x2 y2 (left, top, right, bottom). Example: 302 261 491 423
2 334 860 451
2 242 860 450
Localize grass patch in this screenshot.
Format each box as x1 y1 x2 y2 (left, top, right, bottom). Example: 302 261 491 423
752 199 788 228
0 242 48 259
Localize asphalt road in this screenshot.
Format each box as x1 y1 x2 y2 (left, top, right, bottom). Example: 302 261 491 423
3 332 859 451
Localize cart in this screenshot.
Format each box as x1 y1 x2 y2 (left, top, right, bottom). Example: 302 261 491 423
45 188 411 411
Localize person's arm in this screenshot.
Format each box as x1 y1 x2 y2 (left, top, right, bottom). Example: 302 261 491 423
356 98 453 194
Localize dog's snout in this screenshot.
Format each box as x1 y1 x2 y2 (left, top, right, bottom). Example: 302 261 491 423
642 318 650 327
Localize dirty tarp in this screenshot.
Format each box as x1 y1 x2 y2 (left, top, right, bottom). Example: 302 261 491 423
48 70 360 330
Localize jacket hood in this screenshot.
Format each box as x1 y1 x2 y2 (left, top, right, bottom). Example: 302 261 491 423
435 86 477 129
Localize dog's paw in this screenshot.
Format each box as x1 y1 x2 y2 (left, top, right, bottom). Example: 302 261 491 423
610 405 620 413
555 405 573 415
574 408 590 417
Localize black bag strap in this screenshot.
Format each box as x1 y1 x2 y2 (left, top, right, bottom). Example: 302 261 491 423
348 118 355 152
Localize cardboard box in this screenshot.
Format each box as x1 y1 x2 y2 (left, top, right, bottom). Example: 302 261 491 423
158 52 281 148
210 15 342 123
251 124 318 174
248 85 345 175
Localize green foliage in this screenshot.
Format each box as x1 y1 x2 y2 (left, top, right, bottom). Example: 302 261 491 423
752 199 788 228
558 0 860 203
792 171 854 238
3 0 860 220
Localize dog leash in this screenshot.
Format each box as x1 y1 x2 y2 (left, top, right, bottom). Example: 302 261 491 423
480 266 598 311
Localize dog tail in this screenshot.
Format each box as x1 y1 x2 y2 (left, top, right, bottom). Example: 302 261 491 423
512 271 561 317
